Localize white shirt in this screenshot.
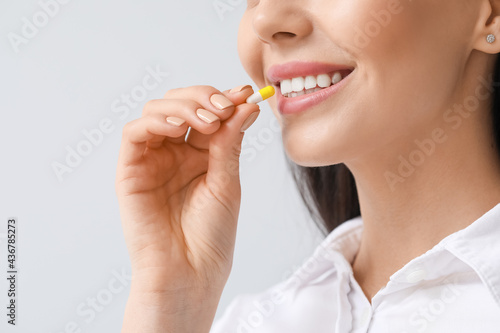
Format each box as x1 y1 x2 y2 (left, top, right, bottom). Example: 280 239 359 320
211 203 500 333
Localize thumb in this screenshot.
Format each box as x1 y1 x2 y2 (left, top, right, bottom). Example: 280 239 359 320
205 102 261 204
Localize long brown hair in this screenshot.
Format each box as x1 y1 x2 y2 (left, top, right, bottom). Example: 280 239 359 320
287 57 500 235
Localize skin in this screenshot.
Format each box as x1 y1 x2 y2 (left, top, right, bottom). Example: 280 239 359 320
117 0 500 331
116 85 260 332
238 0 500 300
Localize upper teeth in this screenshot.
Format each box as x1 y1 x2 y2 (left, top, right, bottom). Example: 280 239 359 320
280 72 343 97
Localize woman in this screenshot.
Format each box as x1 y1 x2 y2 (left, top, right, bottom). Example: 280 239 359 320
115 0 500 331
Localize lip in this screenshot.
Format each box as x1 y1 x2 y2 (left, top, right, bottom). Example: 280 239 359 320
267 61 355 115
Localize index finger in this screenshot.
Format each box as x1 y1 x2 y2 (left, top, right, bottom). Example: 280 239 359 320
220 84 255 106
161 85 255 121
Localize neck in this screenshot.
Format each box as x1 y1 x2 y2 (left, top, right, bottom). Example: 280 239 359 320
347 88 500 300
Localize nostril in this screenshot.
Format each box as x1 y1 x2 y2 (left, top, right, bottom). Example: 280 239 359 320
272 31 297 40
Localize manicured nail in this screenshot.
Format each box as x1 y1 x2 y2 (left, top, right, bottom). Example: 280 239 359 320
166 116 186 126
210 94 234 110
229 85 252 94
196 108 219 124
240 112 259 132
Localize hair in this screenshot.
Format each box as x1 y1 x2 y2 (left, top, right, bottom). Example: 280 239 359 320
287 56 500 236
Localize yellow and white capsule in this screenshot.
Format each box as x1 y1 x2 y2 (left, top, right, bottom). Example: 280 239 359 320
246 85 275 104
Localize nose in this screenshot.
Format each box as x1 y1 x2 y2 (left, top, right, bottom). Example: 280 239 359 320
252 1 313 45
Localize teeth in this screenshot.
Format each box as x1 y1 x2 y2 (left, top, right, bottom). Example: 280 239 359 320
281 79 292 95
304 76 317 89
317 74 331 88
291 77 305 92
332 72 342 85
279 71 344 98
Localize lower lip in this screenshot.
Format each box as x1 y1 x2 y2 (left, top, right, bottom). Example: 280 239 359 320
276 70 354 115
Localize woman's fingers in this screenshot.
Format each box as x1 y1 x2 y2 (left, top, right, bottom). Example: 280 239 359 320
185 86 255 150
118 115 183 166
161 85 236 120
119 101 221 166
220 85 254 103
159 85 254 120
120 85 259 166
143 99 222 134
139 98 223 149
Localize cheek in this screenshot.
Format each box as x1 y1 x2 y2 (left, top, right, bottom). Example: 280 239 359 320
237 13 265 88
337 0 470 134
238 13 283 127
346 0 469 99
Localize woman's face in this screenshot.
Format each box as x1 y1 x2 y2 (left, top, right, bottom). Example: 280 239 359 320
237 0 489 167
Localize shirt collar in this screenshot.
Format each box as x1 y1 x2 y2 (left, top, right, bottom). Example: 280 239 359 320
278 217 363 292
322 203 500 305
385 203 500 307
442 202 500 307
288 203 500 307
319 216 363 265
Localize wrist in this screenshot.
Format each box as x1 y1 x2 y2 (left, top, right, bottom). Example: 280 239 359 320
128 266 229 301
123 286 222 333
129 281 223 308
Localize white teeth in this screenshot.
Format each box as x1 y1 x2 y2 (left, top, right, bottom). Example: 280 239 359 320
317 74 331 88
332 72 342 84
291 77 305 92
304 76 317 89
280 71 345 97
280 79 292 95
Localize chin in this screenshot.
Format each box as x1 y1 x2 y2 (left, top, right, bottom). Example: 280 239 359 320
280 123 346 167
283 143 342 168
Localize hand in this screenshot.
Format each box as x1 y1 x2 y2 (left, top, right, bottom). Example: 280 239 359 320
115 84 258 298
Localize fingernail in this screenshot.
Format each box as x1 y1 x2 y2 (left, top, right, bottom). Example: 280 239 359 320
229 85 252 94
240 112 259 132
210 94 234 110
166 116 186 126
196 108 219 124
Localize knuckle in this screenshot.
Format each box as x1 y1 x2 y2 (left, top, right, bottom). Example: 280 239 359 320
163 85 220 99
163 87 182 99
142 99 160 116
182 100 200 113
121 120 136 137
194 85 220 94
170 100 200 116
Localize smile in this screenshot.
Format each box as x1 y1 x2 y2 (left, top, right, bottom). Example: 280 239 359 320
279 71 349 98
267 61 355 115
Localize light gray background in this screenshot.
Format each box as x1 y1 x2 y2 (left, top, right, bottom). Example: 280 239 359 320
0 1 324 332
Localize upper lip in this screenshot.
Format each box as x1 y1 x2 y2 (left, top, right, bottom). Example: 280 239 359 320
267 61 355 86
